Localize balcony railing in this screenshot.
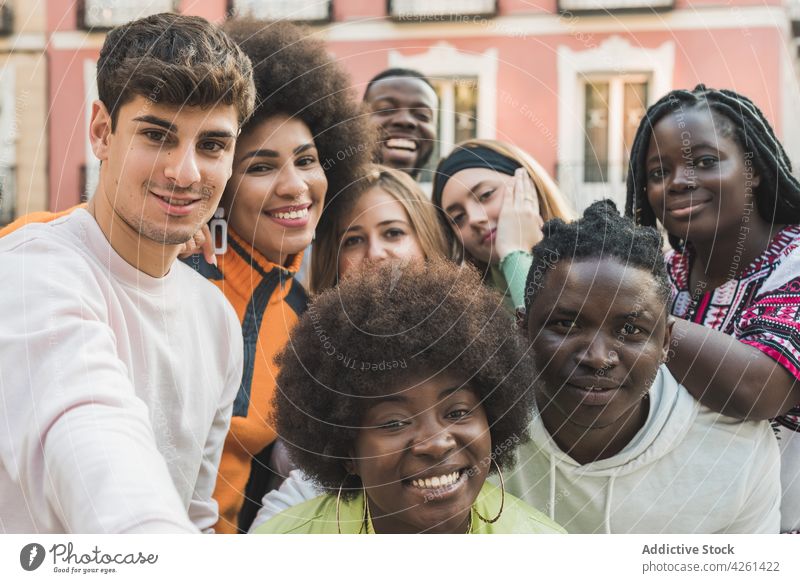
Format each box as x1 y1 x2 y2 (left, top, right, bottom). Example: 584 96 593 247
229 0 332 23
0 166 16 226
558 0 673 14
389 0 497 21
78 0 175 31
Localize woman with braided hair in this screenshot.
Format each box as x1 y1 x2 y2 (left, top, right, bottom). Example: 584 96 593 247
625 85 800 532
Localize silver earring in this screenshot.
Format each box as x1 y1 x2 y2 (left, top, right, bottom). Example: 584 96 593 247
210 208 228 255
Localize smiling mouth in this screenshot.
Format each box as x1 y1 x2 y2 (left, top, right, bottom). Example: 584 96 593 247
384 138 417 152
151 192 200 206
265 207 310 220
666 198 712 218
407 469 465 490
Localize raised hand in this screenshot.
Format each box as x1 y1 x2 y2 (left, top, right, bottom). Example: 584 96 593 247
494 168 545 259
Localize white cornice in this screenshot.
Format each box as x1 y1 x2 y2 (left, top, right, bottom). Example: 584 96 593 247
49 31 105 50
0 33 47 51
320 6 789 41
45 5 790 51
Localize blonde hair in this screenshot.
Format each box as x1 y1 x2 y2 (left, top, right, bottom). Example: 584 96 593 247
432 138 573 266
310 165 448 293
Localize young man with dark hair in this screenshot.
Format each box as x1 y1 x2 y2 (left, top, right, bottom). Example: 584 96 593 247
508 201 781 533
0 13 255 533
364 68 439 180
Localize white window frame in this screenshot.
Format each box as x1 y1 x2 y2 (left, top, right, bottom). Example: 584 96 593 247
84 59 100 202
0 65 16 224
231 0 332 21
557 36 673 213
558 0 673 12
389 0 497 19
580 73 650 183
81 0 175 29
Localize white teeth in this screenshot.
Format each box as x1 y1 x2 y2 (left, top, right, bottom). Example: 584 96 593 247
271 208 309 220
157 195 195 206
410 471 461 489
385 138 417 151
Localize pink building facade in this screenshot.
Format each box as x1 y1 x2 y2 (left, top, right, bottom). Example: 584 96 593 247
36 0 800 217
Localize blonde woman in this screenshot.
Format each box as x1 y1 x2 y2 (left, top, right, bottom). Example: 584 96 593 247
310 164 448 292
432 139 572 311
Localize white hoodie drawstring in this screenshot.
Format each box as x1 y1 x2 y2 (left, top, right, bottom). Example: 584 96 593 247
604 475 616 534
549 454 556 521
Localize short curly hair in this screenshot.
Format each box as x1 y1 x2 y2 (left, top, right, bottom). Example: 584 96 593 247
223 18 376 200
274 258 537 498
99 13 255 129
524 200 670 315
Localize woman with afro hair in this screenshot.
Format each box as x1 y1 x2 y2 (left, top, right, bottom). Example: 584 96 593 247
252 258 565 534
194 18 375 533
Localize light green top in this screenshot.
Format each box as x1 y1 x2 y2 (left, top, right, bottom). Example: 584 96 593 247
253 481 565 534
492 250 533 311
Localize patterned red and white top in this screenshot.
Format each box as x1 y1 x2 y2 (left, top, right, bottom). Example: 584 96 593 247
665 224 800 531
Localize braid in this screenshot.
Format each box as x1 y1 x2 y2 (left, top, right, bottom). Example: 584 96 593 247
625 85 800 249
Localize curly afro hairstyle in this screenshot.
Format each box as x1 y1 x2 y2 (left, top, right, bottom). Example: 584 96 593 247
274 257 538 498
524 200 670 315
223 18 376 200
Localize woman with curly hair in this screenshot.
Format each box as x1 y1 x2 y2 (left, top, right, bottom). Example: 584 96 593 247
252 258 564 534
431 139 572 312
309 164 447 292
194 18 375 533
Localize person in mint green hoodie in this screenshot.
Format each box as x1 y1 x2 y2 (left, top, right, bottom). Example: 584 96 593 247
253 258 564 534
508 200 781 533
432 139 573 312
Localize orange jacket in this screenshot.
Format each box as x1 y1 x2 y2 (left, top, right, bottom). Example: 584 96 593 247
188 228 307 533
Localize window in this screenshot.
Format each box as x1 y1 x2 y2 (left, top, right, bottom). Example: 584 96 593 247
558 0 673 13
79 0 174 30
389 0 496 20
0 65 15 225
556 37 673 212
84 60 100 202
582 76 649 188
420 77 479 180
0 2 13 36
231 0 332 22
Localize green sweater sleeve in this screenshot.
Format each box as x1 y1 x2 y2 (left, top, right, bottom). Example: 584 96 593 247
498 250 533 309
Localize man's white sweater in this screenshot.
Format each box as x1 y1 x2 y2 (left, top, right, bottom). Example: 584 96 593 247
0 210 242 533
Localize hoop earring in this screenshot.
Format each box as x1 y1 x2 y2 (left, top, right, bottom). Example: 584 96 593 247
475 459 505 524
336 475 369 534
